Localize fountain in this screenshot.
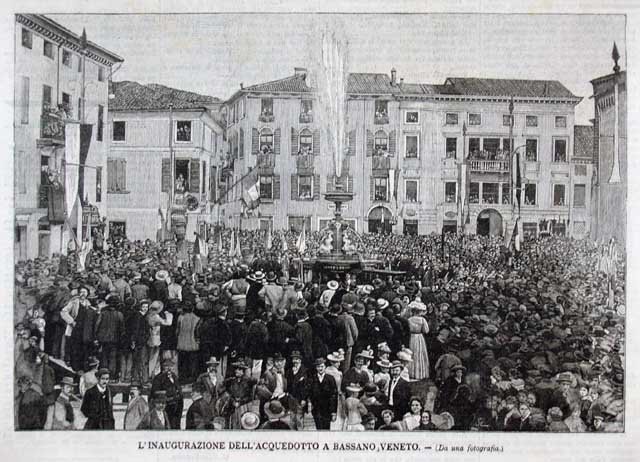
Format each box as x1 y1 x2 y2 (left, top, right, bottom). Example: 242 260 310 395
308 29 373 278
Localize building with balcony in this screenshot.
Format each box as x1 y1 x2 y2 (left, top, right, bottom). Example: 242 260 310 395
219 67 591 238
14 14 123 261
590 51 626 247
106 81 225 241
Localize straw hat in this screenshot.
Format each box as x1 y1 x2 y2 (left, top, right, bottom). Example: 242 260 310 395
264 400 286 420
327 280 339 291
240 411 260 430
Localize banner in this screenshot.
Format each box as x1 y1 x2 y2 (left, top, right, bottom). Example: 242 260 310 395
64 122 81 217
296 223 307 254
77 124 93 202
241 169 260 210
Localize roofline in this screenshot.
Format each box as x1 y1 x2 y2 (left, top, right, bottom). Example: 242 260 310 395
110 107 211 114
590 70 626 85
17 14 124 65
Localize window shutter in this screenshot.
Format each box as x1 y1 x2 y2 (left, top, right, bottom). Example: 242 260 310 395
201 161 206 196
348 130 356 156
313 129 320 156
190 159 200 193
21 76 29 124
347 175 354 193
370 176 375 201
274 128 281 155
291 174 297 201
252 128 259 155
239 128 244 158
313 174 320 199
273 174 281 199
116 159 126 192
366 129 374 157
161 158 171 192
107 159 116 192
291 127 299 155
389 130 396 156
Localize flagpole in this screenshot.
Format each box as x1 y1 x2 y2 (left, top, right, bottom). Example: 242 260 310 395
168 103 174 234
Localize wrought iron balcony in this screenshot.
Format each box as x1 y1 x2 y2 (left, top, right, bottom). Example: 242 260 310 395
257 153 276 168
40 110 65 142
469 160 509 174
374 114 389 125
372 156 391 170
259 113 275 123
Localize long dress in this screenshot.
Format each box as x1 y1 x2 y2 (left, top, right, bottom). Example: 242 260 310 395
343 396 367 431
407 316 430 380
326 366 345 430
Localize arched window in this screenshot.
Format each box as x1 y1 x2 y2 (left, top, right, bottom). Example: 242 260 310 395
374 130 388 155
299 128 313 155
260 128 273 154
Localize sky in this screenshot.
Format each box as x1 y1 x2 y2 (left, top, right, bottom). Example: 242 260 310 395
49 13 626 124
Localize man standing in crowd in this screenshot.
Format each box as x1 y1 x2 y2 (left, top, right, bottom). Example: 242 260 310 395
45 376 76 430
151 359 184 429
81 368 115 429
186 382 215 429
307 358 338 430
124 382 148 430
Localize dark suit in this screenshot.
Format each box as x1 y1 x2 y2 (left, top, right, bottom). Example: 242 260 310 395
80 385 115 429
186 397 215 429
388 377 411 419
151 372 183 429
307 373 338 430
195 372 222 414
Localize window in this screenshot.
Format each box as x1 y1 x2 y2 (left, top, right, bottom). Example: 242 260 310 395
523 222 538 239
403 219 418 236
553 222 566 236
97 105 104 141
43 40 54 59
405 134 418 158
112 121 126 141
259 128 273 154
405 111 419 124
109 221 126 239
502 138 511 153
574 184 586 207
260 176 273 200
288 216 311 233
62 92 72 115
42 85 52 112
554 139 567 162
374 130 388 155
468 113 481 126
21 28 32 49
526 115 538 127
469 138 480 157
300 99 313 123
445 113 458 125
555 116 567 128
374 100 388 124
260 98 274 121
175 159 191 193
299 129 313 155
482 183 499 204
20 76 29 124
446 138 457 159
525 139 538 162
176 120 192 142
503 114 513 127
374 177 388 201
405 179 418 203
445 182 457 203
98 66 105 82
62 50 71 67
107 158 127 193
524 184 537 205
298 175 313 200
553 185 566 206
470 182 479 204
501 184 511 204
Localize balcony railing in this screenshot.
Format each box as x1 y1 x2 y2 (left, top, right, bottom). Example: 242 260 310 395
40 111 65 142
296 154 314 173
299 113 313 124
374 114 389 125
257 153 276 168
469 160 509 173
259 113 275 123
372 156 391 170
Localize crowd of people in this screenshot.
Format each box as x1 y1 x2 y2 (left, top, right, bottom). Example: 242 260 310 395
14 229 625 432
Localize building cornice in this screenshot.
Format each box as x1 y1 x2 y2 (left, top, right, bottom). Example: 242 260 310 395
16 14 124 66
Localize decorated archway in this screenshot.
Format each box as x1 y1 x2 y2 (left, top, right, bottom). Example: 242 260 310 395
476 209 503 237
368 205 393 234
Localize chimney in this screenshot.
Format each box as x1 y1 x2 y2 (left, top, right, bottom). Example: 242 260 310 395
391 68 397 86
240 83 244 89
399 78 404 87
294 67 308 81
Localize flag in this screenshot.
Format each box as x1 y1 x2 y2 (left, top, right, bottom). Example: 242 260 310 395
296 223 307 254
281 231 288 252
510 218 521 253
389 168 395 202
157 208 164 242
512 149 522 215
241 170 261 211
194 232 209 258
64 122 81 218
266 227 273 250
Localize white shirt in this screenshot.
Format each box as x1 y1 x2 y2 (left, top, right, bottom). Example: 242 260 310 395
388 377 400 405
317 373 325 383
